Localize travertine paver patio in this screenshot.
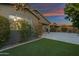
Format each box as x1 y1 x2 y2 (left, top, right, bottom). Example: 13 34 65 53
42 32 79 44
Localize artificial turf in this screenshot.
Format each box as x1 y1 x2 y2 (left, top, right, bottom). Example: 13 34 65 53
0 38 79 56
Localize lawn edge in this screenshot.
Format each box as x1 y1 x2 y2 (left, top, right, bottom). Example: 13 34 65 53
0 38 42 52
43 38 79 45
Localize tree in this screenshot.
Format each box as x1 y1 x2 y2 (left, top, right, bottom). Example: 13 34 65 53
13 3 30 11
61 27 67 32
65 3 79 29
0 16 10 47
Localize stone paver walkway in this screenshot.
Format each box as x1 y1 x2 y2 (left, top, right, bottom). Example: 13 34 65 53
42 32 79 45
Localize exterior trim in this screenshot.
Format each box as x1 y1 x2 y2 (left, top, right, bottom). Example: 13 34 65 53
33 10 50 24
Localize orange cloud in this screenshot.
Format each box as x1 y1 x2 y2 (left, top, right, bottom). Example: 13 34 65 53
43 8 64 16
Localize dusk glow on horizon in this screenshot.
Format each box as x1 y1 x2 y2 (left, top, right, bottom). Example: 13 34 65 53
30 3 72 25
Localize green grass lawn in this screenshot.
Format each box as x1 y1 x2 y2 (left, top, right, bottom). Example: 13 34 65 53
0 38 79 56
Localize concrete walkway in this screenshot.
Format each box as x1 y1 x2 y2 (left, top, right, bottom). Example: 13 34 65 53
42 32 79 45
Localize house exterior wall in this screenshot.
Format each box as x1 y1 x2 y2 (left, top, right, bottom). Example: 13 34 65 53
0 4 50 36
0 4 39 31
32 10 50 34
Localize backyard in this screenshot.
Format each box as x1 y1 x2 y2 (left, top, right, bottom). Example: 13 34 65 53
0 3 79 56
0 38 79 56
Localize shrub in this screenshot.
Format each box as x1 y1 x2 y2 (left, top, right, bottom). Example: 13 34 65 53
18 20 32 42
0 16 10 47
61 27 67 32
50 26 57 32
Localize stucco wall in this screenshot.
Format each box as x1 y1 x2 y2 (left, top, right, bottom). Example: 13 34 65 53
0 4 39 30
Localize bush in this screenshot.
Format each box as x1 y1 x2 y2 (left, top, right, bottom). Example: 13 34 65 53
18 20 32 42
61 27 67 32
50 26 57 32
0 16 10 47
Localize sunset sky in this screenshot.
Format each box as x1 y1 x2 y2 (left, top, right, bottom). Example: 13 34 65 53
30 3 72 25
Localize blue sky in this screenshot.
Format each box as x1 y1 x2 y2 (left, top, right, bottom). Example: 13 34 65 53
30 3 71 25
